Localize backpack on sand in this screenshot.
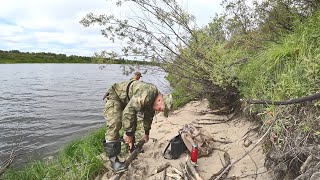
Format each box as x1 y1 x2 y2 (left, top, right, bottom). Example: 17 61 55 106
163 123 214 159
179 123 214 157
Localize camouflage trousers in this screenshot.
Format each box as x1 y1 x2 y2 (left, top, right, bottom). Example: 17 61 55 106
104 99 137 141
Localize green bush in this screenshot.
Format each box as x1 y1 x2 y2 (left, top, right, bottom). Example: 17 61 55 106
239 11 320 102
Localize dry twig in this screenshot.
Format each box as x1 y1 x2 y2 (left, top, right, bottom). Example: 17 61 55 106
172 167 183 177
167 173 182 179
213 139 232 144
244 146 258 180
149 162 170 177
185 158 203 180
162 166 167 180
300 155 313 173
213 118 276 180
180 162 190 180
193 121 227 125
209 149 231 180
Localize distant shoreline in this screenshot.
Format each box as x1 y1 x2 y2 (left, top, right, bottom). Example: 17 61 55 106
0 50 158 65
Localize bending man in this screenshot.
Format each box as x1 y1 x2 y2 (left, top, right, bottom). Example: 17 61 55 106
103 80 173 173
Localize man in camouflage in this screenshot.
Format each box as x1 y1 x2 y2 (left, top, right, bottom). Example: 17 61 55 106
103 80 173 173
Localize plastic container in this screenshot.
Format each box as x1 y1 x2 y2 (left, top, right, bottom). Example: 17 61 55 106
190 143 198 164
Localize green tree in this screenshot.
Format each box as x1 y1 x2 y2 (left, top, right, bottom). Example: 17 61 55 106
80 0 242 111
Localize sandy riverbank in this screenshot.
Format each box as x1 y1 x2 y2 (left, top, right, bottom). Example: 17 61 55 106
98 99 271 180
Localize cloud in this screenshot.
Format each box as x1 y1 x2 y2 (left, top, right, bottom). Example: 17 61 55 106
0 0 223 56
0 24 24 37
184 0 223 27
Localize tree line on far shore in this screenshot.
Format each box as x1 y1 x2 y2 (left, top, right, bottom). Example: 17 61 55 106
0 50 157 65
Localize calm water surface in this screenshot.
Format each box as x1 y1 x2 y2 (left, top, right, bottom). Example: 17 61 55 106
0 64 170 166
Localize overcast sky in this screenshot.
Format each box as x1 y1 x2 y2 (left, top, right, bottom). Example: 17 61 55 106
0 0 223 56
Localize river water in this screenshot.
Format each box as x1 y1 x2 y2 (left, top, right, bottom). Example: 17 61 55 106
0 64 170 166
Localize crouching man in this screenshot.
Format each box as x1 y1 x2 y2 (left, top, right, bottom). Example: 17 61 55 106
103 80 173 173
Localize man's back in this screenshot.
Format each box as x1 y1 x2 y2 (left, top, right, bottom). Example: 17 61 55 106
109 81 159 107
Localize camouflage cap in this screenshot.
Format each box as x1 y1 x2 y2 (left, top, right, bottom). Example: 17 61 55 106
163 94 173 117
134 72 142 77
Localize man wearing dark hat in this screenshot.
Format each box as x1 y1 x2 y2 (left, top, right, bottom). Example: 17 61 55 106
132 72 142 81
102 80 173 173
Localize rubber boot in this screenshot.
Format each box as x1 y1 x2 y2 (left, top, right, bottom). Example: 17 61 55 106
103 141 127 173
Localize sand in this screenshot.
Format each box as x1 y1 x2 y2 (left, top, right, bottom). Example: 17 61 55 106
98 99 271 180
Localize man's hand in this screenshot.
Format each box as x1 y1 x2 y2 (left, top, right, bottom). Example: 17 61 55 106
141 134 149 143
123 133 134 151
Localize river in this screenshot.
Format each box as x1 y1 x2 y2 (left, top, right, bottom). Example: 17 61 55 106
0 64 170 166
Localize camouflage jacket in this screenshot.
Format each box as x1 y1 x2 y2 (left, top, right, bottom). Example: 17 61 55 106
107 80 159 133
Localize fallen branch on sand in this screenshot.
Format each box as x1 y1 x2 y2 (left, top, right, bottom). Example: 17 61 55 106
212 118 276 180
167 172 182 179
193 120 227 125
172 167 183 177
109 140 145 180
149 162 170 177
196 118 227 121
178 156 204 180
209 149 231 180
213 139 232 144
186 158 204 180
180 162 191 179
193 112 236 125
241 125 260 140
162 166 167 180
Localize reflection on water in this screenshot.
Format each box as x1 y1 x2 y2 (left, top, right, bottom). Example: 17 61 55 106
0 64 170 166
